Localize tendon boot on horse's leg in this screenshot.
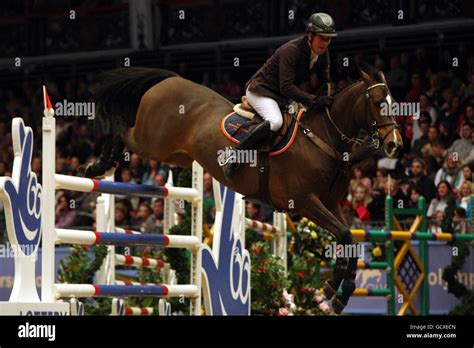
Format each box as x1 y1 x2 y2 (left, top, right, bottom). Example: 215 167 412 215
332 256 357 314
223 120 271 181
322 257 348 300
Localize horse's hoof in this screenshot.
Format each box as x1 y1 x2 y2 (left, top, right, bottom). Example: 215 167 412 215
322 281 337 300
332 296 346 314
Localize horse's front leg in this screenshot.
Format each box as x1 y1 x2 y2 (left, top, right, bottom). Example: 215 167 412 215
299 193 358 314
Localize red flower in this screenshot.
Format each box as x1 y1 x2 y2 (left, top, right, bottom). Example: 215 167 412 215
271 282 279 288
258 266 265 271
297 272 303 279
259 259 265 264
82 246 89 251
71 265 78 270
300 286 305 293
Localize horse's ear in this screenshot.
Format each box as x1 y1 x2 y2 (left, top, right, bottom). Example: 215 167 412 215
379 71 388 84
357 61 373 83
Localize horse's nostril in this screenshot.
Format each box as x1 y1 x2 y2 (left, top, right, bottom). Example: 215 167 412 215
386 141 398 157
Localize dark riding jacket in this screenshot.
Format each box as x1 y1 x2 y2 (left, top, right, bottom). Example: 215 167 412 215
245 35 330 108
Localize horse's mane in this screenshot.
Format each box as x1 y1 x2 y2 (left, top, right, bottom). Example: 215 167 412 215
330 79 363 98
330 62 384 98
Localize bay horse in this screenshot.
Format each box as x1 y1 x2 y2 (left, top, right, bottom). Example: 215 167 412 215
84 64 402 314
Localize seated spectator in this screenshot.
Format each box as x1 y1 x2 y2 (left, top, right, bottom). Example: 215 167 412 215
448 122 473 161
129 154 145 183
411 114 431 156
429 210 444 233
145 199 164 234
351 183 372 222
142 160 160 186
434 153 463 192
55 193 77 228
453 207 468 234
459 131 474 166
134 201 152 232
456 181 472 218
115 203 132 229
341 206 365 229
419 94 438 125
246 202 270 222
348 166 372 201
409 185 422 208
409 157 436 203
427 180 456 219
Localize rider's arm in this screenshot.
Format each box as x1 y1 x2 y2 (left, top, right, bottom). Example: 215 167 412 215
278 46 315 106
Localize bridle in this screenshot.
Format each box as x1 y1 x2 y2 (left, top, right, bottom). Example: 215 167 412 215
322 81 399 150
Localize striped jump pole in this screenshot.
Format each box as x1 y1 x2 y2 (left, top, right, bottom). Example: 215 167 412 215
55 284 199 298
55 229 201 248
114 254 165 269
350 230 474 243
55 174 200 201
322 260 390 270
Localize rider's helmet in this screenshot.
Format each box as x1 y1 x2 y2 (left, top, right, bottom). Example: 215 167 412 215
306 13 337 37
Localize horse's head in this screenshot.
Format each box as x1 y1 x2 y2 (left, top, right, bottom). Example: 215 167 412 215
356 63 403 158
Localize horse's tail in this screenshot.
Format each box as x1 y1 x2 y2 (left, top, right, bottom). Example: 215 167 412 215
95 67 178 138
82 67 178 178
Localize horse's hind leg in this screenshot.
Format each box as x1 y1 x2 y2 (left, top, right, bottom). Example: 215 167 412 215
299 193 357 314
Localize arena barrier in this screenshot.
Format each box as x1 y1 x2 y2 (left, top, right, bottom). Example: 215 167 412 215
0 86 251 315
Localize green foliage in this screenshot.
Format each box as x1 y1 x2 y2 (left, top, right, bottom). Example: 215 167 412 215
442 241 474 315
58 244 110 315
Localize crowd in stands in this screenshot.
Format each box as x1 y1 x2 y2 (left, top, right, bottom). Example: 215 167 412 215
0 39 473 243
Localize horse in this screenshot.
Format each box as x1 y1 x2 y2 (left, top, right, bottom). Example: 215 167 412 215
83 63 403 313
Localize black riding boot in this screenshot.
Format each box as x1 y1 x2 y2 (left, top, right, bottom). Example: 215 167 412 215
222 121 272 181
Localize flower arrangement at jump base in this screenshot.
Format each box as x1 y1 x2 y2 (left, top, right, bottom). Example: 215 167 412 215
248 217 335 315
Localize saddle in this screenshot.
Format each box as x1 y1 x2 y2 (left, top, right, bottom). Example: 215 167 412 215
232 96 304 150
222 96 306 210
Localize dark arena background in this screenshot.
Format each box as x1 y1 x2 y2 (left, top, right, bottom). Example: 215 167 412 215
0 0 474 346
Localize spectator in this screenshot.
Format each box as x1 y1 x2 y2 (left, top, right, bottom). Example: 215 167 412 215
429 210 444 233
55 193 77 228
434 153 463 192
419 94 438 124
145 199 165 234
134 201 152 231
246 202 269 222
351 183 372 222
448 122 473 161
427 180 456 222
409 157 436 203
342 206 365 229
142 160 164 186
348 166 372 201
129 154 145 184
453 207 468 234
411 114 431 155
456 181 472 218
409 185 422 208
404 73 424 103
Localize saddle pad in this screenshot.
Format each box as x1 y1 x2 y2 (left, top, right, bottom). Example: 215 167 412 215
220 109 304 156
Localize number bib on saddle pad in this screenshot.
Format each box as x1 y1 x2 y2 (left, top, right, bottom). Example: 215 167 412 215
220 109 304 156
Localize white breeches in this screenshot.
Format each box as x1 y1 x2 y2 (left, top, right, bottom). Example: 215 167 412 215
245 88 283 132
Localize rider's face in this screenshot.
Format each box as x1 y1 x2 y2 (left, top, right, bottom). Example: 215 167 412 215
310 33 332 55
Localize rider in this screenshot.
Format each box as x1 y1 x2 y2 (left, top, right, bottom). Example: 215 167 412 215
223 12 337 180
